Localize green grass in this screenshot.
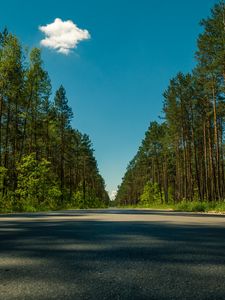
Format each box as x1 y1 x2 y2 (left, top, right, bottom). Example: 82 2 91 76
175 201 225 213
118 201 225 213
117 203 174 210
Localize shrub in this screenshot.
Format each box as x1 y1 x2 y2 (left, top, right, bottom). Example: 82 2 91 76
15 153 61 211
140 181 162 206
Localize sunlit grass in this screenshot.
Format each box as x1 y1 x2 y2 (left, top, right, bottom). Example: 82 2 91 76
118 200 225 213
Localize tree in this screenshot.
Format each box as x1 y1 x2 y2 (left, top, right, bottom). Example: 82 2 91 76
0 32 24 193
53 85 73 202
116 1 225 206
0 29 109 211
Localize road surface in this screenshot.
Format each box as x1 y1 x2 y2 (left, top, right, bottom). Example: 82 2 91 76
1 209 225 299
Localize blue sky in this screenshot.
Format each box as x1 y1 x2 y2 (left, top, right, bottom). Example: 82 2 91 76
0 0 218 197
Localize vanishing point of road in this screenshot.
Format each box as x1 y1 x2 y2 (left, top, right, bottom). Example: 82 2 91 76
1 209 225 300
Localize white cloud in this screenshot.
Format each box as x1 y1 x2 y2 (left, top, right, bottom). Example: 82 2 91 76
109 190 117 200
39 18 90 55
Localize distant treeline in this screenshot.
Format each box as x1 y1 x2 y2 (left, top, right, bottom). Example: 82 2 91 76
116 2 225 206
0 29 109 211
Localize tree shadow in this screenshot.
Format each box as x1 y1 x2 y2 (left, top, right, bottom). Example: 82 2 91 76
0 211 225 299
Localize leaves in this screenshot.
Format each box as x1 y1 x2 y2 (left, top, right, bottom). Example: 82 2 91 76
0 31 109 211
116 1 225 206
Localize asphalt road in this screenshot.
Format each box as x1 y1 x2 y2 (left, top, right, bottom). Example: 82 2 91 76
1 209 225 300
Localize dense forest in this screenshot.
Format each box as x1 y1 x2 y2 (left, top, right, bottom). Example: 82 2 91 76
116 2 225 208
0 30 109 211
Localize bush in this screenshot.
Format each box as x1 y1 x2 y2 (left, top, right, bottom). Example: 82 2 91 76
190 202 207 212
72 188 106 209
140 181 162 206
176 201 207 212
15 153 61 211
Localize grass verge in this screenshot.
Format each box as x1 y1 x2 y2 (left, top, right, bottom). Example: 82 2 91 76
175 201 225 213
117 201 225 213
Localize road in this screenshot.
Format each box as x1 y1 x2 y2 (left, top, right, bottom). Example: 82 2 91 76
1 209 225 300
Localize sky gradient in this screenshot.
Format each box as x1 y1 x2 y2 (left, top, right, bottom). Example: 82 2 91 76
0 0 218 197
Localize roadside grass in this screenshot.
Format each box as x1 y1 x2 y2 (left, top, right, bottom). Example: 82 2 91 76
1 198 225 214
176 201 225 213
117 201 225 213
117 203 174 210
0 201 109 213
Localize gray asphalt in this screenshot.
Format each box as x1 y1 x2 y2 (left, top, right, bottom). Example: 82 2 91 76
1 209 225 300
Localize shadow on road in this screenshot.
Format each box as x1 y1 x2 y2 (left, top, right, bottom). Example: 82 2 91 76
0 210 225 299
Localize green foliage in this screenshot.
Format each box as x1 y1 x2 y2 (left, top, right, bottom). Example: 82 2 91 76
0 167 14 212
176 201 206 212
0 166 7 190
15 153 61 211
0 29 109 212
213 201 225 212
72 190 83 208
116 1 225 208
72 187 107 209
175 201 225 213
140 182 162 206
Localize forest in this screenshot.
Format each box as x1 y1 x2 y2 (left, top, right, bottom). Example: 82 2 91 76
1 2 225 213
116 2 225 210
0 30 109 212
